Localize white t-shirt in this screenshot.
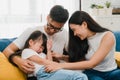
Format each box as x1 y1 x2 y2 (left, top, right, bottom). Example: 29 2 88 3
13 25 68 55
86 32 117 72
21 48 46 76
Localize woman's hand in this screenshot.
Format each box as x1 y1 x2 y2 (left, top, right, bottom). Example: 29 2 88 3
44 62 62 73
14 56 35 74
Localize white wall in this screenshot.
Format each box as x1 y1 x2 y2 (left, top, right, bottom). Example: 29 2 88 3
81 0 120 13
0 0 79 38
81 0 120 31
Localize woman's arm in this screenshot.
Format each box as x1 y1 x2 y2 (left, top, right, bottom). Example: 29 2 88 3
45 31 115 71
61 31 115 70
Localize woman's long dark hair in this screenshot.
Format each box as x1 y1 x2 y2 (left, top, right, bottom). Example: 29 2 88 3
68 11 109 62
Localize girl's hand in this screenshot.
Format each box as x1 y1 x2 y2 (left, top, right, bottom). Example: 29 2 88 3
47 39 52 52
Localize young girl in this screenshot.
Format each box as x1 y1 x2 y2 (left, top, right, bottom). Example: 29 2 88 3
9 30 88 80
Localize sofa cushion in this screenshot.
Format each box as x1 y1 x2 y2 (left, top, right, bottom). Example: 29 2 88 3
0 53 26 80
0 38 16 52
115 52 120 68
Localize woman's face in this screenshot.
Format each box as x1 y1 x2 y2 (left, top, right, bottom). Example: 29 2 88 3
70 23 88 40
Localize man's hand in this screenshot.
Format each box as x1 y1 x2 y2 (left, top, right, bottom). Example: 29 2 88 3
13 56 35 74
51 52 69 62
51 52 62 59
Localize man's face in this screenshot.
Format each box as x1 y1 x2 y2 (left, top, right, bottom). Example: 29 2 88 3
45 17 64 35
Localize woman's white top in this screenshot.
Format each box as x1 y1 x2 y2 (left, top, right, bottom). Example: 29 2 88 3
85 32 117 72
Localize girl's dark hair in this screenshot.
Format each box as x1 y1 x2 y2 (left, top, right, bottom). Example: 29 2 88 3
9 31 47 66
68 11 109 62
24 30 47 54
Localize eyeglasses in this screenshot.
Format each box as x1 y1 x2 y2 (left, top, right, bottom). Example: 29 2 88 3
47 23 63 32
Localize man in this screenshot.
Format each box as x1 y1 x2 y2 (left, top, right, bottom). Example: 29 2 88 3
3 5 69 80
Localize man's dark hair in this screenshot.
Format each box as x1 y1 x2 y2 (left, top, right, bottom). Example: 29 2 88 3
50 5 69 23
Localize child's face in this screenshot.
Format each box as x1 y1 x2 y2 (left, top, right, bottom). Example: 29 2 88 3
30 39 44 53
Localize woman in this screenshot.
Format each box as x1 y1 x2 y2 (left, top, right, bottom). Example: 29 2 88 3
45 11 120 80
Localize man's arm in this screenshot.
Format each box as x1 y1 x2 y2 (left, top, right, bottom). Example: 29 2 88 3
3 43 35 74
3 43 19 58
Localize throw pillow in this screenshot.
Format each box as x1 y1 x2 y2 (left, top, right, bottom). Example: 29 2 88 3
0 52 26 80
115 52 120 68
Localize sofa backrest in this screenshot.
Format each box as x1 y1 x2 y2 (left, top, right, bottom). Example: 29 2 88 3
0 38 16 52
114 31 120 52
0 31 120 52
